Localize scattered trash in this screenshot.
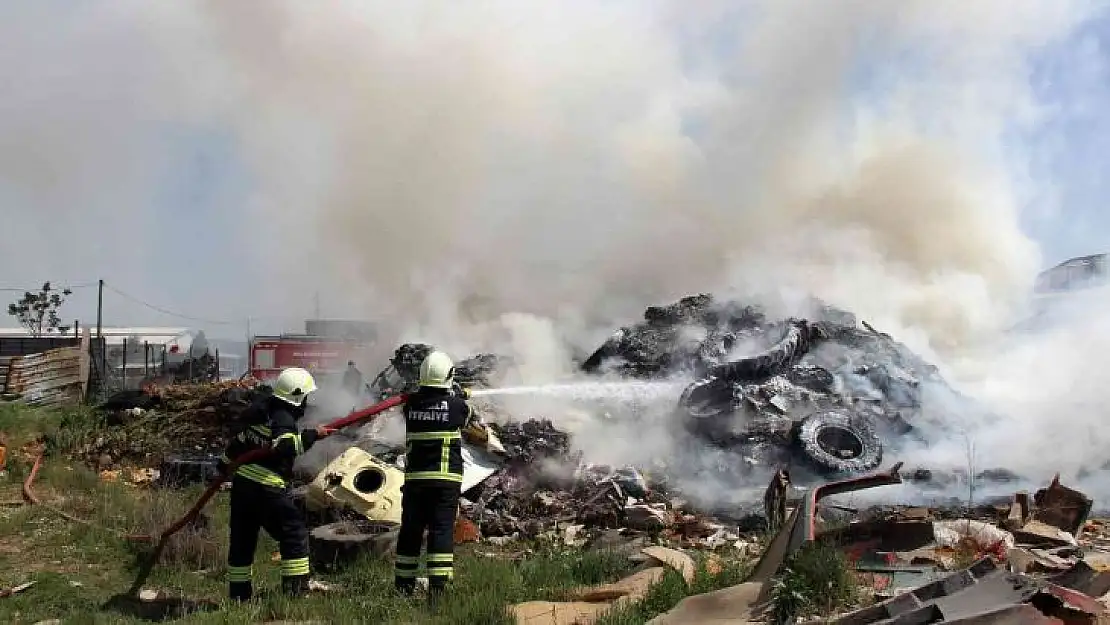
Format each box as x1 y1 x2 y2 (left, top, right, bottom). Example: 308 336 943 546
933 519 1014 554
304 447 406 525
510 546 698 625
308 520 398 572
454 517 480 544
0 581 35 598
646 581 767 625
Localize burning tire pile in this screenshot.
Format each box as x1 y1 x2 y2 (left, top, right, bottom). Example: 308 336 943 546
79 293 989 560
581 293 962 478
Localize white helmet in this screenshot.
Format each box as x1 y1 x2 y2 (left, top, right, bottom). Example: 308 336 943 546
272 367 317 406
418 351 455 389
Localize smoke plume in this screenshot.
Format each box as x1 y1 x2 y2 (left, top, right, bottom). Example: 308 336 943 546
2 1 1108 499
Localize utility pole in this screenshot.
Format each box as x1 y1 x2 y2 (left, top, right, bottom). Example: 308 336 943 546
95 279 105 388
96 279 103 339
314 291 321 319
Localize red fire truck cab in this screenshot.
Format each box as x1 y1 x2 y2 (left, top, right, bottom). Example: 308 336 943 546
249 334 368 384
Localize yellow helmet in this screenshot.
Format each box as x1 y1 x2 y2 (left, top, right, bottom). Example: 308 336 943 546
272 367 317 406
418 351 455 389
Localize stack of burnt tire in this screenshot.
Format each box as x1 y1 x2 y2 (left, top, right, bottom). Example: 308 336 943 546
373 343 507 397
582 294 949 477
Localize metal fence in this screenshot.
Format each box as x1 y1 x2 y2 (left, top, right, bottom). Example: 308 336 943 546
0 336 81 359
92 338 220 394
0 332 220 405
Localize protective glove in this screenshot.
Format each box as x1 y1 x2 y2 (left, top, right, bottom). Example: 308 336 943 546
461 409 489 445
452 382 471 399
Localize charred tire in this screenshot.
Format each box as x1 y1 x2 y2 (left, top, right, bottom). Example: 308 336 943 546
309 520 399 573
707 320 821 383
678 377 735 420
786 365 836 393
793 411 882 475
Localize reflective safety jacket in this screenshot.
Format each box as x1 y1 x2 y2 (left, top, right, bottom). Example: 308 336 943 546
402 387 475 483
218 401 320 489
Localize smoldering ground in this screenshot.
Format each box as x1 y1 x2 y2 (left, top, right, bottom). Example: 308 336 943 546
2 1 1109 504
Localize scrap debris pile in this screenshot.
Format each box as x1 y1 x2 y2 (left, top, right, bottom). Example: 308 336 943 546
343 415 751 550
745 465 1110 624
78 381 264 471
583 294 979 477
369 342 507 397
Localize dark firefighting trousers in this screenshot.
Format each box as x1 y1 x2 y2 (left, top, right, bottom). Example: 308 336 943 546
226 477 311 601
394 480 462 594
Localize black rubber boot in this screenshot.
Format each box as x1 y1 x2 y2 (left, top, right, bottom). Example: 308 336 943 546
394 578 416 597
229 581 252 602
281 574 309 598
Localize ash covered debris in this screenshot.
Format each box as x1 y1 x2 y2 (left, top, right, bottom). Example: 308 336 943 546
368 342 508 398
582 293 982 477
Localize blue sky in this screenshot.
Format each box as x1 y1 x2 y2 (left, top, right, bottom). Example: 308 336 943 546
1024 11 1110 261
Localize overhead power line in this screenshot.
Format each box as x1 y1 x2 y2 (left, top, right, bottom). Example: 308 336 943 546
103 283 238 326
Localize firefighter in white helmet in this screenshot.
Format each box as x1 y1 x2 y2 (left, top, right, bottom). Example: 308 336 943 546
394 350 480 602
219 367 334 601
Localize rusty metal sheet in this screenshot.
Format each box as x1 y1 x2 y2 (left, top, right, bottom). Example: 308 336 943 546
1033 476 1092 536
750 462 906 586
832 558 1044 624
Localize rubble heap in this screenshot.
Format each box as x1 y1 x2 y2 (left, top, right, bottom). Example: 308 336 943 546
459 419 747 545
582 294 979 476
369 343 507 397
78 381 265 469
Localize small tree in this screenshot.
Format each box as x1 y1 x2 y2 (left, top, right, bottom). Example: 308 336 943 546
8 282 72 337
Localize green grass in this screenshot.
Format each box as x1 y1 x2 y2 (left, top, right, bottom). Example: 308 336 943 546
0 404 756 624
769 540 859 624
596 554 751 625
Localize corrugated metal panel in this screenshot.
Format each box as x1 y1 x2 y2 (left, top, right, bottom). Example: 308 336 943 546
831 558 1045 624
2 346 86 407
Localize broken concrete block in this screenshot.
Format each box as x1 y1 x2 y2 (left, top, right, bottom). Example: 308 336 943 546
1013 520 1078 549
1002 492 1032 531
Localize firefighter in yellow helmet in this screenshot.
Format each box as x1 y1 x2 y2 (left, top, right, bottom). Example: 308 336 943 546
394 350 480 602
219 367 334 601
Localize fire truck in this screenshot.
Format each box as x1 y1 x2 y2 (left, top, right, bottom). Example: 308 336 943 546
248 320 377 384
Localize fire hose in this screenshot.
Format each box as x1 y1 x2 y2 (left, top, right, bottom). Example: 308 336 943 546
20 393 409 599
121 393 409 597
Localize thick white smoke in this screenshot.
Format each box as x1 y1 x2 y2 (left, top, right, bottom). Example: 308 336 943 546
2 1 1107 501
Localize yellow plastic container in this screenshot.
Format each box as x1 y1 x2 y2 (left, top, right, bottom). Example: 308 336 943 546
304 448 405 525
